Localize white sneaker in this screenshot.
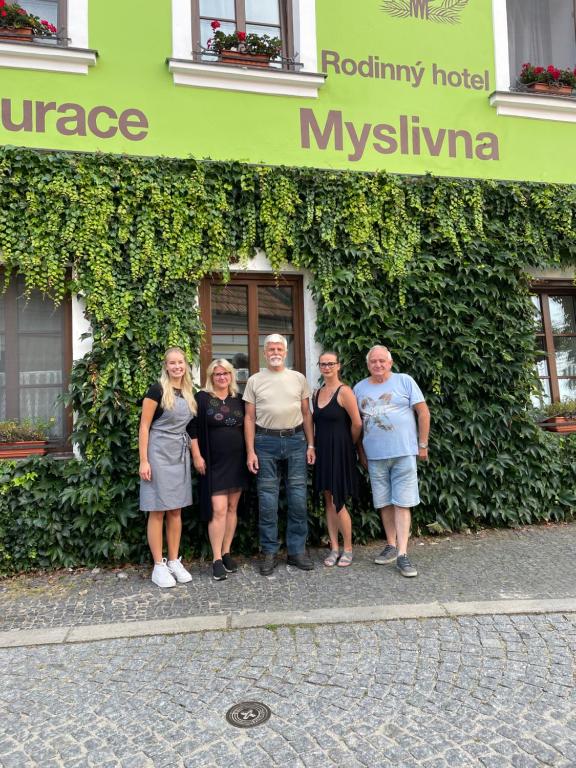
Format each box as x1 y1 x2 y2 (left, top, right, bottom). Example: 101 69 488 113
151 558 177 588
166 557 193 584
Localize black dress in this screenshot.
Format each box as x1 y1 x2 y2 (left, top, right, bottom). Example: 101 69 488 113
187 390 250 521
313 385 360 513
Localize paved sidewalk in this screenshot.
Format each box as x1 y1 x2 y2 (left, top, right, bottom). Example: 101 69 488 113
1 522 576 646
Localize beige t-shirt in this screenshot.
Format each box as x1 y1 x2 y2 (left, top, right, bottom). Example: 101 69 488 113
243 368 311 429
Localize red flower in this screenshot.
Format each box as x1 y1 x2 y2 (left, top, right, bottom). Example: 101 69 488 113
1 10 6 16
534 67 544 74
0 1 5 7
210 19 220 30
237 31 246 41
17 7 27 13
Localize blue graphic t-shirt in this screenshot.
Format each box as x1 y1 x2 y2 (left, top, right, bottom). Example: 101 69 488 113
353 373 425 460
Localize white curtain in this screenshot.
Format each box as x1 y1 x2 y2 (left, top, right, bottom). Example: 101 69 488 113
507 0 576 83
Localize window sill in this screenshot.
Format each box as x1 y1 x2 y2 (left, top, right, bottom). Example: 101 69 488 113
489 90 576 123
167 58 326 98
0 39 97 74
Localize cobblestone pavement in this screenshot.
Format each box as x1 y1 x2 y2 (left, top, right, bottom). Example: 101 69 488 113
1 612 575 767
1 523 576 632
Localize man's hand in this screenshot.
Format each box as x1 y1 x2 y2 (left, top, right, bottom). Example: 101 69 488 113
247 450 259 474
306 445 316 465
418 446 429 461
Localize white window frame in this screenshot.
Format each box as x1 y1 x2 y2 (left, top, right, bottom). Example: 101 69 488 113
168 0 325 98
490 0 576 123
0 0 96 75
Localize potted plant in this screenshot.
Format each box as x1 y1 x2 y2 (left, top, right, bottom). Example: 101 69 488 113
519 63 576 96
0 1 57 41
0 418 53 458
206 20 282 68
538 399 576 433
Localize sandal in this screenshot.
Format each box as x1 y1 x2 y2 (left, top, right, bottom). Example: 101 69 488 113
324 550 340 567
337 551 353 567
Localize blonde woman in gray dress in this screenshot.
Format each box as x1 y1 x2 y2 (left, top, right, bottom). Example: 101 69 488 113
139 347 197 587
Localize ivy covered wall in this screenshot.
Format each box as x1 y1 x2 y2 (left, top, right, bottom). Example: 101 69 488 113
0 148 575 574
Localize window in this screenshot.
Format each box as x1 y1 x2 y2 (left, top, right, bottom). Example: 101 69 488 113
532 284 576 404
193 0 292 64
168 0 325 97
0 0 95 75
490 0 576 122
199 274 305 389
0 276 72 446
25 0 65 42
507 0 576 86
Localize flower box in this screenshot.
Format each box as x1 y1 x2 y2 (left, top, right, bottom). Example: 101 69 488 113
527 82 573 96
0 26 33 41
0 440 48 458
539 417 576 434
220 50 271 68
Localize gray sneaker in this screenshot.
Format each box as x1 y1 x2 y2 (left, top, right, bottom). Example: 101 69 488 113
374 545 398 565
396 554 418 578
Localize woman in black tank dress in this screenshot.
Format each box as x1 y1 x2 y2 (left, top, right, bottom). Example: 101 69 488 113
188 359 249 581
313 351 362 567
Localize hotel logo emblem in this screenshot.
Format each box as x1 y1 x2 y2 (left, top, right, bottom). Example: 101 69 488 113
381 0 470 24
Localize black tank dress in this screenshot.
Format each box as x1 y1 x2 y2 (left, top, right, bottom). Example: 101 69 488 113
313 385 360 513
188 390 250 521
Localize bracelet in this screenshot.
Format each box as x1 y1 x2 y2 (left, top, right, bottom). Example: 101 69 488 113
308 444 315 449
418 442 428 449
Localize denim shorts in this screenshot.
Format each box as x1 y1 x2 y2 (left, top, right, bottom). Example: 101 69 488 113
367 455 420 509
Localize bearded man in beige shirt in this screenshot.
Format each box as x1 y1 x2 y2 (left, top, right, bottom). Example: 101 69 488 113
244 334 315 575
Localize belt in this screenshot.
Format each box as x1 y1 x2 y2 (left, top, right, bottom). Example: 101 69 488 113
255 424 304 437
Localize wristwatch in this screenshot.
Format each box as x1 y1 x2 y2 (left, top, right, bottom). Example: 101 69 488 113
418 442 428 449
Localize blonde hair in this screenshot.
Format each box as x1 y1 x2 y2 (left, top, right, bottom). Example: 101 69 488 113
159 347 197 414
204 359 238 397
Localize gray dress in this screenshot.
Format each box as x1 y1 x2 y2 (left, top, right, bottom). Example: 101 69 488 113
140 391 193 512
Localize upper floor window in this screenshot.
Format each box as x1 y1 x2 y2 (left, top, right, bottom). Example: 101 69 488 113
532 284 576 404
0 275 71 448
193 0 292 63
507 0 576 86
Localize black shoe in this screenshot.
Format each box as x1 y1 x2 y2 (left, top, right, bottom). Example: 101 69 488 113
260 553 278 576
286 553 314 571
212 559 227 581
222 553 238 573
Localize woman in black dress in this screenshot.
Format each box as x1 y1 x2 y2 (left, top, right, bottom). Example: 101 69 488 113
313 351 362 567
189 359 249 581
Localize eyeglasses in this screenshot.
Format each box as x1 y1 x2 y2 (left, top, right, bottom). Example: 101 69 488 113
213 372 231 377
319 362 338 368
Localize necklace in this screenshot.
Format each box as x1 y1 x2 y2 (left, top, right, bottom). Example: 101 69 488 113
215 390 228 403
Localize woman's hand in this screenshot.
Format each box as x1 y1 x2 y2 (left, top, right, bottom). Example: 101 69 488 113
193 455 206 475
139 460 152 481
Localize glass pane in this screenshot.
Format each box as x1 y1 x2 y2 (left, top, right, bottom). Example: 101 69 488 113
246 0 280 25
200 0 235 18
507 0 576 81
212 285 248 332
554 336 576 377
531 378 551 408
259 334 294 370
246 23 281 39
258 286 293 333
535 337 549 377
200 18 235 50
549 295 576 334
559 379 576 400
210 336 249 391
17 281 63 332
24 0 58 26
19 336 63 384
531 295 543 331
19 387 63 438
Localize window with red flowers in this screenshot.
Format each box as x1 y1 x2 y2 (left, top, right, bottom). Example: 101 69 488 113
506 0 576 87
192 0 293 63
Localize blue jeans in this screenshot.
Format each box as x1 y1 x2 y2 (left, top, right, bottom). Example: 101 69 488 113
255 432 308 555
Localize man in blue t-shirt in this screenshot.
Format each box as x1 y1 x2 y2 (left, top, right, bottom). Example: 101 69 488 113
354 345 430 577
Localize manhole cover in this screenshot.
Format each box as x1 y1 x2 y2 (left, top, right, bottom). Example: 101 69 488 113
225 701 271 728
